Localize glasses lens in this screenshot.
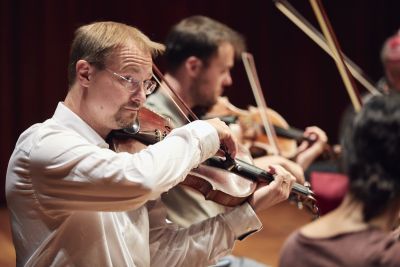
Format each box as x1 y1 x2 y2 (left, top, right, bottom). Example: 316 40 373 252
144 80 157 95
107 68 156 95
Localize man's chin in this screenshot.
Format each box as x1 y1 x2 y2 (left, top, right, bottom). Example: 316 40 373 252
115 115 138 130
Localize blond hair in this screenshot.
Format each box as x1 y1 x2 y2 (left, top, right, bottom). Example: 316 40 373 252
68 21 165 86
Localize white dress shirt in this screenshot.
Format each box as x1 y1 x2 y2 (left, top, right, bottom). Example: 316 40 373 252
6 102 262 267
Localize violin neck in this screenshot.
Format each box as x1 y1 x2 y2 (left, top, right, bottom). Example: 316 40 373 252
205 115 238 126
233 158 318 216
207 157 313 197
273 125 314 143
206 156 319 217
232 158 274 182
234 158 313 195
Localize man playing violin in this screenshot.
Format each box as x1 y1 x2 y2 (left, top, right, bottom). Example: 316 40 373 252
5 21 298 267
146 15 327 266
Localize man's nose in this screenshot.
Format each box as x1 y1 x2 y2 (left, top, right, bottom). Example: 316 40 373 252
131 85 146 104
223 72 233 86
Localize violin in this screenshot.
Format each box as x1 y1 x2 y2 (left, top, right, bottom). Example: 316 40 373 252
107 106 319 216
205 97 315 159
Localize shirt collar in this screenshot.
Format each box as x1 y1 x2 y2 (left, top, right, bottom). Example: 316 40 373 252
52 102 109 148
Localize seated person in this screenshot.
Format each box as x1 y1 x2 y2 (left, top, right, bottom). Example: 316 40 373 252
6 21 296 267
377 30 400 93
279 93 400 267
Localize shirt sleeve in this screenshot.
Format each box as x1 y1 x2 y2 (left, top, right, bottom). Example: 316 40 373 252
25 120 219 212
148 200 262 267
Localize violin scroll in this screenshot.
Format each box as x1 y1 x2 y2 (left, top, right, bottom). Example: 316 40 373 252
266 166 319 217
290 182 319 219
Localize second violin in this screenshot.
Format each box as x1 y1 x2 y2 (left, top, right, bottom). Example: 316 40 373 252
205 96 317 159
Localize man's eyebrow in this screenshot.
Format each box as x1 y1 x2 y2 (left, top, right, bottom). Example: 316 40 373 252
120 65 141 73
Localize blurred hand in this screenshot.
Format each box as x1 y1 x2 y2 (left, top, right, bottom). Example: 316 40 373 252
296 126 328 170
253 155 305 184
205 118 238 158
248 164 296 212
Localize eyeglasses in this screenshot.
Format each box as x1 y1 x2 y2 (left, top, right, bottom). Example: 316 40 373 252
106 68 157 95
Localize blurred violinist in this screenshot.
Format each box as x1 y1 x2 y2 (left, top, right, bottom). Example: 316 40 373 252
146 15 325 266
5 21 297 267
313 30 400 217
338 31 400 155
378 30 400 93
205 97 328 176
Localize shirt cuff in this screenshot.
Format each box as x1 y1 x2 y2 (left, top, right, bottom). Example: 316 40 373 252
185 120 219 162
222 202 263 241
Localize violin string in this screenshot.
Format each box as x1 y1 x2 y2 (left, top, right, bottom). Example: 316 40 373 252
152 74 192 123
152 64 230 156
153 64 199 120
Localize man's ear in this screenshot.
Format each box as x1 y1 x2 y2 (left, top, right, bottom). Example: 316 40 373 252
185 56 203 78
75 60 92 87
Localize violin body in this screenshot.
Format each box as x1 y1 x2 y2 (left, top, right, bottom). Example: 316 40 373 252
182 164 257 207
206 97 299 158
241 106 298 159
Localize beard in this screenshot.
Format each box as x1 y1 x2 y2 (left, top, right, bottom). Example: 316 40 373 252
114 111 138 129
114 103 140 129
190 76 219 109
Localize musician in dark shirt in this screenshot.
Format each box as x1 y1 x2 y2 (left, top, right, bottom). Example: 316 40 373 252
279 93 400 267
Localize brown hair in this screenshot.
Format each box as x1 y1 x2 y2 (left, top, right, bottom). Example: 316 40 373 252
68 21 165 87
342 93 400 221
164 16 246 71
